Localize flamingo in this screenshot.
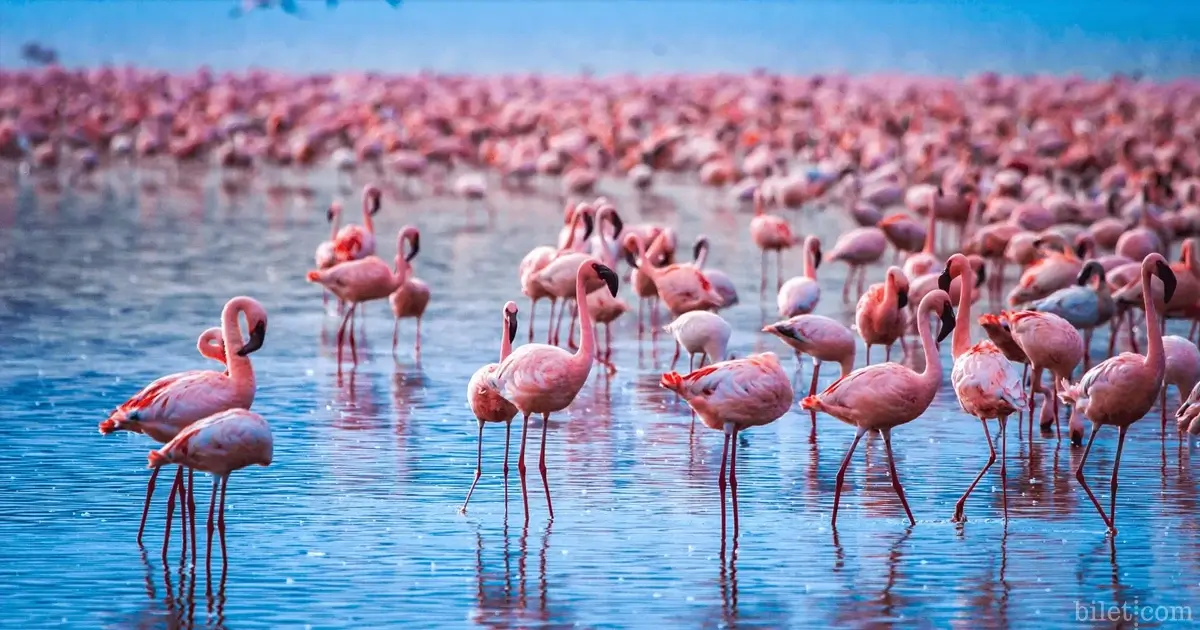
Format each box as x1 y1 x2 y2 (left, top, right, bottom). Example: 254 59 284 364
584 284 629 367
1176 380 1200 435
314 201 342 309
1025 261 1114 370
147 409 272 568
332 184 383 263
692 235 739 309
801 290 956 527
1059 253 1176 534
660 353 793 545
1161 336 1200 433
828 226 888 303
625 233 723 317
763 314 855 404
461 301 520 513
902 186 943 279
1007 309 1083 438
487 260 619 521
389 274 431 358
940 254 1026 522
521 204 594 342
663 311 731 371
749 188 797 293
99 297 267 553
855 266 910 364
197 327 228 368
307 226 420 364
777 236 822 317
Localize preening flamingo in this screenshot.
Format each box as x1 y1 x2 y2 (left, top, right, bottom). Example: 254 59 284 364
307 226 420 364
486 260 620 521
1059 253 1176 534
100 297 267 553
777 236 822 317
332 185 383 262
461 301 520 513
855 266 909 364
626 233 723 317
802 290 956 527
147 408 273 568
763 314 855 405
1176 380 1200 435
660 352 793 546
902 186 943 279
663 310 731 371
315 202 342 308
940 254 1026 522
692 236 739 309
197 327 228 368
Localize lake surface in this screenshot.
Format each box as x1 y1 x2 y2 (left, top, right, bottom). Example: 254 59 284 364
1 171 1199 628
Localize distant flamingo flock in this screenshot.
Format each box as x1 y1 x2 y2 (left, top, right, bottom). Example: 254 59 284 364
66 67 1200 566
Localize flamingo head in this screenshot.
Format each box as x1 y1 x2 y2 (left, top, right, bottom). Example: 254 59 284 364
238 307 268 357
364 185 382 215
503 301 519 344
1077 260 1106 287
887 267 909 309
936 294 956 344
327 201 342 223
692 235 709 262
591 262 619 297
399 225 420 262
806 236 822 270
1154 255 1177 303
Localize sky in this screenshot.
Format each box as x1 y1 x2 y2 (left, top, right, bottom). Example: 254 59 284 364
0 0 1198 77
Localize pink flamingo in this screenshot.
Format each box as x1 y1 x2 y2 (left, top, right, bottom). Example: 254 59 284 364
99 297 267 552
828 226 888 303
1007 309 1083 438
1161 336 1200 432
801 290 957 527
461 301 520 513
197 327 228 369
521 205 594 342
585 286 630 368
777 236 822 317
1059 254 1176 534
626 233 723 317
389 274 431 358
1176 381 1200 435
307 227 420 364
147 408 272 568
940 254 1026 522
660 353 793 545
692 236 739 309
902 186 943 279
332 185 382 263
749 188 797 293
663 310 731 371
763 314 856 404
314 202 342 309
855 266 910 364
487 260 619 521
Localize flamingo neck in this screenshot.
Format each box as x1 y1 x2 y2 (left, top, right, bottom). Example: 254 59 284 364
220 301 254 391
392 256 411 291
694 243 708 269
952 263 973 359
563 210 583 250
923 197 938 254
362 196 375 235
915 301 942 385
499 315 513 361
1141 264 1165 374
328 212 341 241
572 267 597 367
803 245 816 280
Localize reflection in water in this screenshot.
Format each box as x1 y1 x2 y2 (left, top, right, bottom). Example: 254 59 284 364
472 520 555 628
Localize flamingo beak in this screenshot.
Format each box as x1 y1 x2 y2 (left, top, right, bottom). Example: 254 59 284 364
237 320 267 356
581 211 595 242
1157 260 1177 303
938 266 952 291
896 288 909 309
594 263 619 297
405 232 420 262
624 248 640 270
975 264 987 289
692 238 706 262
609 210 624 238
813 245 823 270
506 312 518 344
937 303 956 344
326 207 335 222
369 192 382 216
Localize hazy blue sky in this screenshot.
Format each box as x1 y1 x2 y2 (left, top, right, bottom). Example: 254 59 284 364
1 1 1198 77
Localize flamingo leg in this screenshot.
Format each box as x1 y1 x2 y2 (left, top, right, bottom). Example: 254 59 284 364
1161 386 1168 432
1052 379 1061 439
1107 314 1119 358
808 360 821 426
460 420 485 513
335 303 354 365
999 416 1009 521
952 418 995 523
1108 426 1127 534
865 344 871 367
760 250 768 296
348 305 359 363
671 341 681 369
727 422 740 540
162 466 182 560
832 427 867 527
391 318 399 355
776 250 783 292
1074 422 1113 530
415 316 423 358
637 297 644 336
517 411 531 521
856 266 867 299
539 412 554 520
528 298 538 343
218 475 228 566
136 467 160 545
206 476 217 574
503 419 511 511
567 302 578 350
841 266 852 303
1083 328 1092 371
178 466 188 558
188 468 197 566
718 425 731 545
546 299 558 344
882 428 916 526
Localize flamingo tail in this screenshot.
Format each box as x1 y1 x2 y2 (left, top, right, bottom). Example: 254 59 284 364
660 372 684 394
146 449 170 469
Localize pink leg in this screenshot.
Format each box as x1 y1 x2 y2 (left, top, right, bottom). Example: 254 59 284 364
832 427 867 527
718 426 731 545
1083 328 1093 371
539 412 554 520
865 345 871 366
1052 380 1061 439
1127 311 1140 354
637 297 644 336
335 304 354 365
776 250 783 292
1107 315 1119 358
206 477 217 574
671 341 681 369
999 416 1008 521
162 466 182 560
1108 426 1127 534
1074 422 1113 530
218 475 228 565
727 423 740 540
1162 386 1168 431
460 420 485 513
503 419 511 511
807 361 821 425
760 250 768 296
856 266 866 299
415 316 422 357
517 412 531 522
882 428 916 526
188 468 197 566
841 266 852 303
178 466 189 558
528 298 538 343
391 318 399 354
952 418 995 523
137 467 160 545
348 307 359 363
567 303 578 350
545 299 557 344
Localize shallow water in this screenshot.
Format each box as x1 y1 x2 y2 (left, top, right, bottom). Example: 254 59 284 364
2 172 1199 629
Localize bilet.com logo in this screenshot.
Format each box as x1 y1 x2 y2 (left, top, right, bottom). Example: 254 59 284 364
1076 599 1192 627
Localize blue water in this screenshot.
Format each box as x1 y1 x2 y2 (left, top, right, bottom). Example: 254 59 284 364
1 0 1199 78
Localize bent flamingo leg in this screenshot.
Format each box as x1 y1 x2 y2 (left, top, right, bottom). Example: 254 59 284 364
1108 426 1127 535
460 420 485 513
517 411 532 522
218 475 229 566
831 427 867 528
539 413 554 520
882 428 916 526
1074 422 1113 530
718 425 731 548
952 418 996 523
206 476 218 573
162 466 183 560
137 467 160 545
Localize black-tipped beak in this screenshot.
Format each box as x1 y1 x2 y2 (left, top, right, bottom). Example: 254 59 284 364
1074 241 1089 259
975 264 987 288
326 207 335 222
935 186 944 198
813 245 823 270
609 211 624 238
624 248 639 269
772 324 801 342
1070 430 1083 448
1157 260 1177 303
369 193 382 216
237 320 266 356
937 303 956 343
405 232 420 262
897 288 909 309
506 312 518 344
594 263 619 297
937 267 952 291
1077 261 1104 286
692 237 707 262
581 211 595 242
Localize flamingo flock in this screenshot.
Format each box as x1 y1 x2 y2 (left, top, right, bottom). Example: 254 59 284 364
79 67 1200 568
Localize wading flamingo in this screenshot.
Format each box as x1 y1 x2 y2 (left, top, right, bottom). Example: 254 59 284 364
307 227 420 364
1058 253 1176 534
332 185 382 263
626 233 723 317
855 266 910 364
315 202 342 308
487 260 620 521
828 227 888 303
802 290 956 527
1026 261 1114 370
99 297 267 553
147 409 272 569
1007 309 1083 438
763 314 855 410
521 205 594 342
750 188 797 293
902 186 943 279
940 254 1026 522
389 275 431 358
461 301 520 513
777 236 823 317
1161 336 1200 433
664 310 731 371
1176 380 1200 434
692 236 739 309
660 353 793 546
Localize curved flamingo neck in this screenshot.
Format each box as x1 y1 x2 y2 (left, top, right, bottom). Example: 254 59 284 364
951 259 973 359
915 300 942 383
362 193 375 235
220 300 254 388
803 243 816 280
499 314 513 361
923 195 938 254
572 266 597 368
694 242 709 269
1141 262 1165 374
328 210 341 241
562 208 584 250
